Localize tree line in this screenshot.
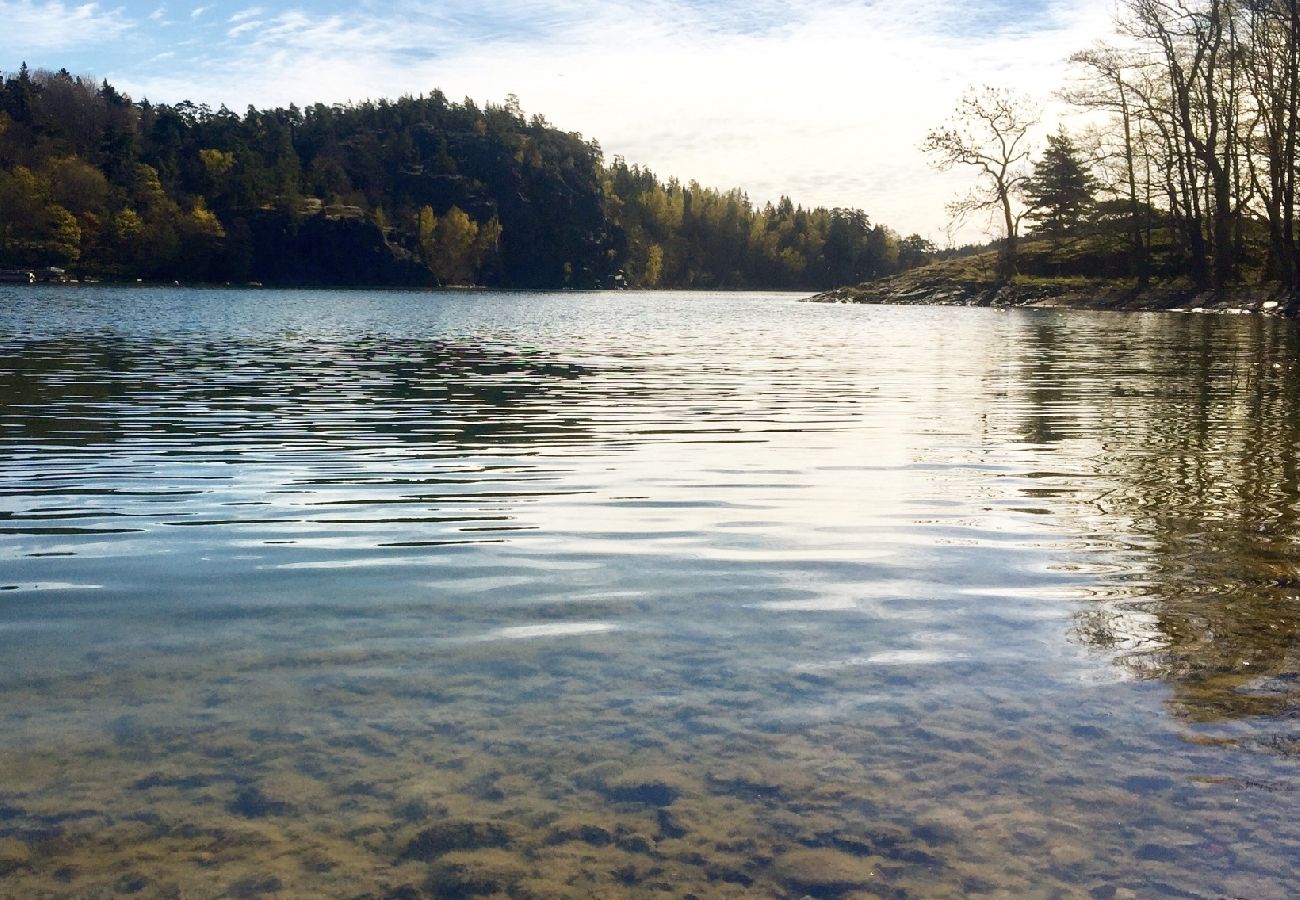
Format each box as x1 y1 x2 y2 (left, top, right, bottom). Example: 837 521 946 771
0 65 932 289
927 0 1300 295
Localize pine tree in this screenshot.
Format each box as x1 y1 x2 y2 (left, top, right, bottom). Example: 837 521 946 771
4 62 40 124
1023 129 1097 239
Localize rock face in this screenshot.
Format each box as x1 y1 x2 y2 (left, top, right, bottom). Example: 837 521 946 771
807 269 1299 316
244 211 435 287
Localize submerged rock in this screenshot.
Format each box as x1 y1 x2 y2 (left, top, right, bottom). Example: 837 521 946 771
400 819 513 862
602 778 680 807
584 766 687 807
655 807 688 840
113 871 150 894
1134 842 1181 863
613 830 657 855
544 819 613 847
0 838 31 877
227 786 295 819
427 849 527 897
228 874 284 898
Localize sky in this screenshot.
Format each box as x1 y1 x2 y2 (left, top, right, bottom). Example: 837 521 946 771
1 0 1120 244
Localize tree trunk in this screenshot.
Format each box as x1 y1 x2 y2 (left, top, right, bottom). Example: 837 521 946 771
999 190 1018 280
1211 166 1234 290
1118 82 1150 289
1287 0 1300 289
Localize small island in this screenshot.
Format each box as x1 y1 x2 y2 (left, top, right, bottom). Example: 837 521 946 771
806 242 1297 316
815 0 1300 319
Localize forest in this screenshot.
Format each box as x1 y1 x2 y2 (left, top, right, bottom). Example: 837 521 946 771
0 67 930 289
925 0 1300 298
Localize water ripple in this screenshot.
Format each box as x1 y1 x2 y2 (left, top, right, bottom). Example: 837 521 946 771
3 289 1300 896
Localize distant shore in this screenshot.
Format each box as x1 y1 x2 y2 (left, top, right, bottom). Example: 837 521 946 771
805 269 1298 318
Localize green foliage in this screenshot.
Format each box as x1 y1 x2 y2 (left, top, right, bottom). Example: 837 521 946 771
416 204 500 284
44 204 81 263
604 158 910 289
199 148 235 177
898 234 937 270
0 67 921 288
0 166 81 266
643 243 664 287
1022 129 1096 239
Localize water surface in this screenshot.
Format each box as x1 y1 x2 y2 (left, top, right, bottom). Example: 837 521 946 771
2 287 1298 898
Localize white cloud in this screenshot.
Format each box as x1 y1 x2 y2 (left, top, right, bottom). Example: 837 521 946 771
191 3 209 17
113 0 1120 242
0 1 131 53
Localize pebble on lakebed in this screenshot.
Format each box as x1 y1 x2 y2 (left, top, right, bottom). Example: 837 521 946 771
1 627 1297 898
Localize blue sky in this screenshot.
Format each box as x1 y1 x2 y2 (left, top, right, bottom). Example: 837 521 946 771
1 0 1116 241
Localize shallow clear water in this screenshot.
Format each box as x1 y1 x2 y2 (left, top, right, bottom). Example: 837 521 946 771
1 287 1299 898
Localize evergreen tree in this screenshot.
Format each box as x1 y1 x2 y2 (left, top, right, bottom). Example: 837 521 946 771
0 71 907 288
3 63 38 124
1023 129 1097 239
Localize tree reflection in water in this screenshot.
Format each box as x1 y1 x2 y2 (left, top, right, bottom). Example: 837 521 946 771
1011 313 1300 726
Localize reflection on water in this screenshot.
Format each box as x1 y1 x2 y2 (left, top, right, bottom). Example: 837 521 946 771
1010 316 1300 726
2 287 1299 898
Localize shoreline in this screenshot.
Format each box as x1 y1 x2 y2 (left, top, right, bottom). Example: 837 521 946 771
805 273 1299 317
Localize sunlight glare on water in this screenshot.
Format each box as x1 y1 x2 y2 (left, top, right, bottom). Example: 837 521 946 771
2 287 1299 898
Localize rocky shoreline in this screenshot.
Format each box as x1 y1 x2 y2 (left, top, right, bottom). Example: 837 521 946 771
806 270 1299 317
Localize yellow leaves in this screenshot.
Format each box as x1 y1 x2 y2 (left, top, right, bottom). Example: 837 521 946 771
186 198 226 240
643 244 664 287
779 246 807 275
112 208 144 240
45 205 81 262
0 167 81 265
432 206 479 281
416 205 437 248
415 205 500 285
475 215 502 258
198 148 236 177
6 165 46 201
132 164 166 209
645 187 684 231
45 156 110 215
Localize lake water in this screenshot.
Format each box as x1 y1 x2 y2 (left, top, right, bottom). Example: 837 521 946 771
2 287 1299 899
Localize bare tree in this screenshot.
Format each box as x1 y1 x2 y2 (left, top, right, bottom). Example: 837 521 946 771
923 87 1039 280
1068 45 1155 288
1057 0 1300 300
1241 0 1300 285
1125 0 1239 288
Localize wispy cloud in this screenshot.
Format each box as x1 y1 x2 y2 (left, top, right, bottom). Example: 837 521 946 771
111 0 1117 241
191 4 210 18
0 0 132 53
